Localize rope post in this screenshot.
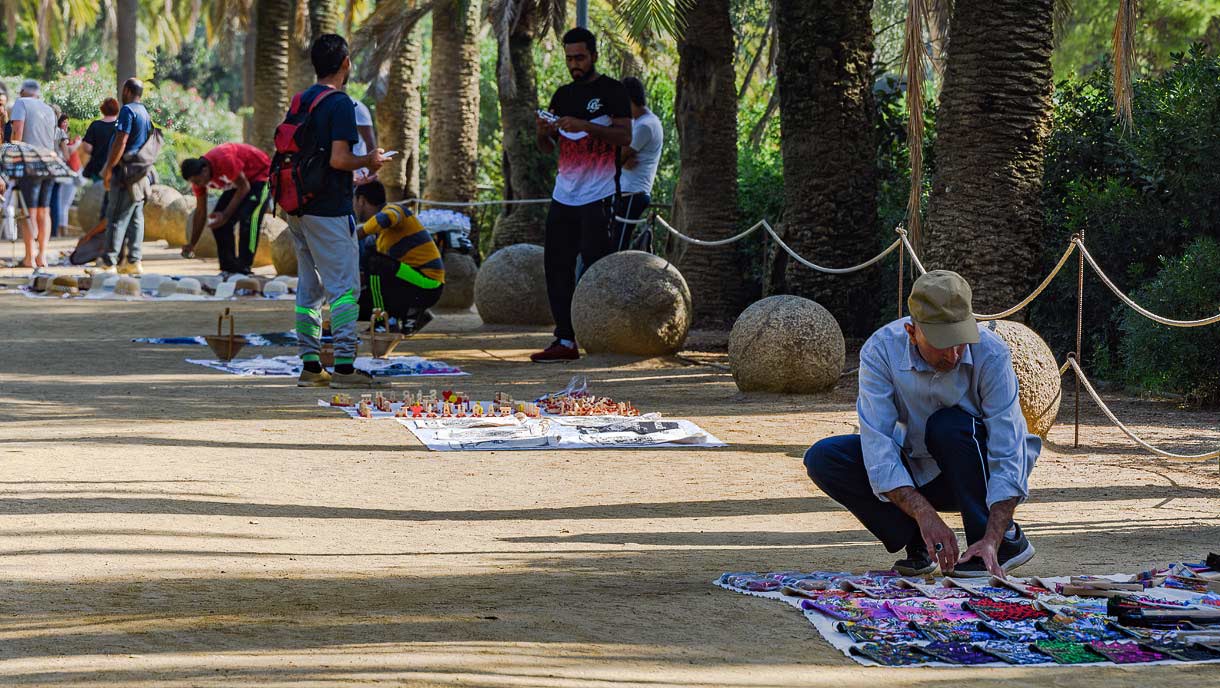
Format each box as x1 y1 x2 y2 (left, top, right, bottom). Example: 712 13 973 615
1074 232 1085 448
897 232 905 320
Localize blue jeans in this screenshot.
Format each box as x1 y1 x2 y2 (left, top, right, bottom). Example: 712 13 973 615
103 184 145 266
804 407 992 553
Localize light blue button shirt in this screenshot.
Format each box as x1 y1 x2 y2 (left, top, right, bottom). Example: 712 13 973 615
857 317 1040 509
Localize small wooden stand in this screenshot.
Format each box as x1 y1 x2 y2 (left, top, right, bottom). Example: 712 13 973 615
203 308 248 361
364 309 404 359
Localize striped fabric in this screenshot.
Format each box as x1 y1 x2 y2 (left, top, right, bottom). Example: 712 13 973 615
362 203 446 284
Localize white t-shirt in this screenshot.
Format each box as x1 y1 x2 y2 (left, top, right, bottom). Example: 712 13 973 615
620 109 663 195
10 97 57 151
352 98 373 156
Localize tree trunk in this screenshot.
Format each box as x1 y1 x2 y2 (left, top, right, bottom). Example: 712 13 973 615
243 7 258 144
253 0 292 154
490 29 554 250
673 0 741 328
924 0 1055 315
290 0 342 94
425 0 482 208
116 0 138 95
772 0 878 337
375 23 424 201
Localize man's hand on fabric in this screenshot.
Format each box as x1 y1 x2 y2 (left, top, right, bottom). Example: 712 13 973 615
959 536 1004 577
917 512 960 572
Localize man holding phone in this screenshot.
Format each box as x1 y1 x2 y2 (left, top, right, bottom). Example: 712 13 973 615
531 27 632 363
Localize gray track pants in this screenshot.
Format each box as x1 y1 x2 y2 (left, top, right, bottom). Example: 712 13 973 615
287 214 361 365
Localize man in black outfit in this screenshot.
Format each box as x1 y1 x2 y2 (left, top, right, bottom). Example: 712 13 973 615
531 27 632 363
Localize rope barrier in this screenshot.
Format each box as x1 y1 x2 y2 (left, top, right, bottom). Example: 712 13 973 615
415 198 552 208
1075 239 1220 328
974 242 1077 321
1064 356 1220 462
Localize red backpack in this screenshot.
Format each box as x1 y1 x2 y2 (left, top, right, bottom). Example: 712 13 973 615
269 86 344 216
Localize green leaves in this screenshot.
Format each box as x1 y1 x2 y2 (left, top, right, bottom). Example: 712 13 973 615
616 0 694 43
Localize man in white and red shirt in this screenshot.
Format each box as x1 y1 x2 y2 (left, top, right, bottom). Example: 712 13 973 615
532 27 632 363
180 142 272 276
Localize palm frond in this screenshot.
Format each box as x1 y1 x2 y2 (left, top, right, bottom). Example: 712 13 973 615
1053 0 1073 45
902 0 929 247
489 0 522 95
351 0 434 83
293 0 311 49
926 0 950 76
1112 0 1135 131
616 0 693 43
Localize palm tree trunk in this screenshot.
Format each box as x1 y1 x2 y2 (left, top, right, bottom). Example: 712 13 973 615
116 0 138 95
490 29 554 250
673 0 741 328
425 0 482 209
243 6 258 143
253 0 293 154
924 0 1055 314
772 0 878 337
290 0 342 94
375 23 424 201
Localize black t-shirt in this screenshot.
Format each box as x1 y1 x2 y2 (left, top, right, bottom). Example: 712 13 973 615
81 119 118 179
548 74 631 206
296 84 359 217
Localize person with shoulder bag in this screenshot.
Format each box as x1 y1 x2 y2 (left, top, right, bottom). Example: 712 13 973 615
97 78 157 275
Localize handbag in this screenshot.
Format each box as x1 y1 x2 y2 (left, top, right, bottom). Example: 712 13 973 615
118 125 164 187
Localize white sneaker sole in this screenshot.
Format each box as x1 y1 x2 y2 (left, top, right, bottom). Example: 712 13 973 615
946 541 1036 578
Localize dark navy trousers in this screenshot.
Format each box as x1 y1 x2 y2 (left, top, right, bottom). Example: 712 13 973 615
804 407 991 553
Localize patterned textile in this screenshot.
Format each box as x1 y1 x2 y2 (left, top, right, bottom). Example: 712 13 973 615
1034 641 1106 664
965 598 1050 622
918 641 998 665
850 643 931 666
1138 639 1220 662
836 619 923 643
886 599 980 623
976 640 1050 665
801 596 895 622
0 142 76 180
1088 641 1169 664
911 620 998 643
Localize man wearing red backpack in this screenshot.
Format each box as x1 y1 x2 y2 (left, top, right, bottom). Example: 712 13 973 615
275 34 385 389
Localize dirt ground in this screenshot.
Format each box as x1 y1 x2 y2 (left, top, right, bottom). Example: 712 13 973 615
0 239 1218 687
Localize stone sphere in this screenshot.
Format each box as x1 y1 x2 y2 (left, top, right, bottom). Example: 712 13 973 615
571 251 692 356
474 244 552 325
161 196 198 247
252 216 288 268
271 223 298 276
175 277 203 295
981 320 1062 438
113 276 142 298
142 184 183 242
76 183 107 229
435 250 477 310
729 295 846 394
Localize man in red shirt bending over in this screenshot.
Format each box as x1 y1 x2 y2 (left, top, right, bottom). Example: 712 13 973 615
180 143 272 277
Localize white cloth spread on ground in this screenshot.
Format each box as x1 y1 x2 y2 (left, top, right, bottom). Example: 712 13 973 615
401 414 725 451
187 355 466 377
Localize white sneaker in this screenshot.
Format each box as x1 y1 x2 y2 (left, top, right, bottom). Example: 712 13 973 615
88 265 118 275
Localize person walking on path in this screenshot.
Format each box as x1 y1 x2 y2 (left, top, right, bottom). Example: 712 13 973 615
353 180 444 334
52 114 83 236
9 79 59 268
286 34 385 389
531 27 632 363
612 76 662 252
803 271 1040 578
98 78 154 275
180 142 272 277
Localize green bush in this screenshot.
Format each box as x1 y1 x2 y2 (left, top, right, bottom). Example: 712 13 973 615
1033 45 1220 365
157 130 215 193
1119 237 1220 405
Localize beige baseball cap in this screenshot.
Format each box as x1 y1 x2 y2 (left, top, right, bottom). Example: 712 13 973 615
908 270 979 349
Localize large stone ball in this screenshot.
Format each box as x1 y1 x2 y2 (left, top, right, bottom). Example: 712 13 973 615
161 195 198 247
982 320 1062 438
252 216 288 268
474 244 552 325
435 250 477 310
729 295 846 394
142 184 183 242
271 223 298 276
76 183 107 229
571 251 692 356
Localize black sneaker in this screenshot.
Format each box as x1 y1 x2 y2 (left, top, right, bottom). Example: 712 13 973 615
894 541 937 576
400 309 434 335
948 524 1036 578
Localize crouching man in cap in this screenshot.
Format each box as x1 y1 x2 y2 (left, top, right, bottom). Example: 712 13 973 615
804 270 1040 578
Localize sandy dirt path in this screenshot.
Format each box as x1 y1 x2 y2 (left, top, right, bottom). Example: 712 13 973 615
0 241 1217 686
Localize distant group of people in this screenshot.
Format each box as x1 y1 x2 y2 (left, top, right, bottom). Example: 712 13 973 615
1 79 87 268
